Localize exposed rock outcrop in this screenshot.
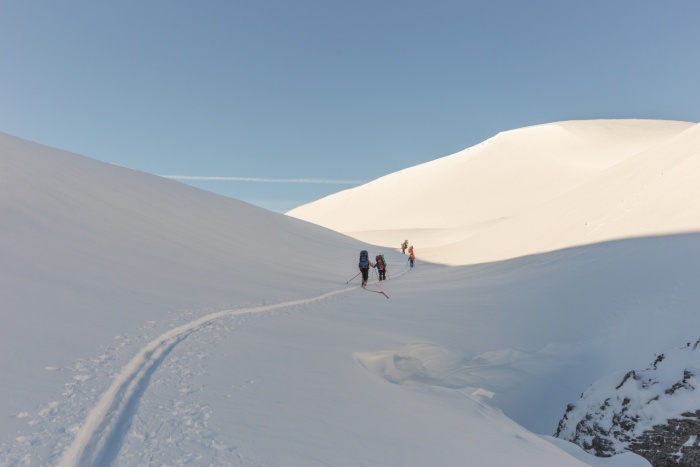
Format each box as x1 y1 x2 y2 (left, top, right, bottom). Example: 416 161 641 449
627 410 700 466
555 339 700 465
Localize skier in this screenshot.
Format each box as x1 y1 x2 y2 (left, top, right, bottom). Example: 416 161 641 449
358 250 375 287
375 254 387 281
408 245 415 268
401 240 409 254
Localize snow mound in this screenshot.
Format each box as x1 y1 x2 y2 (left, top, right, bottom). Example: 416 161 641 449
355 343 570 395
288 119 699 265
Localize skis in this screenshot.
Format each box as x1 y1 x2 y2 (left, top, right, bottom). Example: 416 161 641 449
362 284 389 299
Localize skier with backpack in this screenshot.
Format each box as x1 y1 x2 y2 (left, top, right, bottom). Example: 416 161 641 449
375 254 387 281
408 245 415 268
358 250 375 287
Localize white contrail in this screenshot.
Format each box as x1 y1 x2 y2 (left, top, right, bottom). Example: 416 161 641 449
161 175 366 185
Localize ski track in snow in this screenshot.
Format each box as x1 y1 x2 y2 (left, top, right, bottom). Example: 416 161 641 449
56 287 354 467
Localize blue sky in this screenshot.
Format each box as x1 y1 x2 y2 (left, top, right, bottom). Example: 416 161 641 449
2 1 699 212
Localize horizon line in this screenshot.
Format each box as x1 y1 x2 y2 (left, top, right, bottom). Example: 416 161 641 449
161 175 366 185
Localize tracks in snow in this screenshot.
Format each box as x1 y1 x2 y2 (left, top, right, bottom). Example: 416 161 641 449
57 288 352 467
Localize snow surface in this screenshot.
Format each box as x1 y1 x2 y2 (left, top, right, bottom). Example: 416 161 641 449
4 120 698 466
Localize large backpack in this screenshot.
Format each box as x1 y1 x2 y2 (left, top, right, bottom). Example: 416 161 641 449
359 250 369 268
375 254 385 270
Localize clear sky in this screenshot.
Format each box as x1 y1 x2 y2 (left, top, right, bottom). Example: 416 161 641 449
2 1 699 212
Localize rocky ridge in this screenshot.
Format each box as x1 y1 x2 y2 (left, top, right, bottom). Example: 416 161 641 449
555 339 700 466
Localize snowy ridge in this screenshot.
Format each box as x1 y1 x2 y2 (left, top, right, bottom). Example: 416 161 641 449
555 340 700 460
288 119 699 265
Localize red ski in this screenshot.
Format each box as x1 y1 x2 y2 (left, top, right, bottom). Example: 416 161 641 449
362 284 389 299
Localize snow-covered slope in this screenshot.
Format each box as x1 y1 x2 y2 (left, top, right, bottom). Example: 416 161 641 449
287 119 698 265
2 131 651 466
0 131 363 386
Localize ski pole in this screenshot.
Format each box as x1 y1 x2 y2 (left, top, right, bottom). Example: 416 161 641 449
346 272 361 284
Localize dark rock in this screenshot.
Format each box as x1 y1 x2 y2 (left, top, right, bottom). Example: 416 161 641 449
628 410 700 466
